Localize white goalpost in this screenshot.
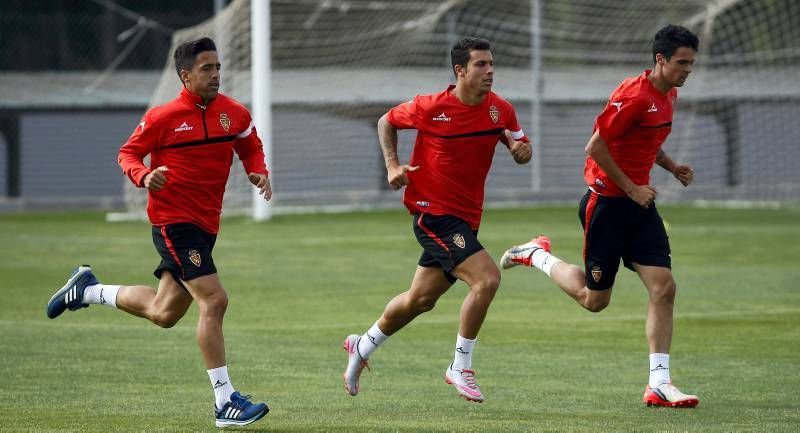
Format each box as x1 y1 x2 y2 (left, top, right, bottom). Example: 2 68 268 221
251 0 272 220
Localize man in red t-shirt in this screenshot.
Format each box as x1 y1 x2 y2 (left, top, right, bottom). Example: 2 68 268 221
342 37 532 403
502 25 700 408
46 38 270 427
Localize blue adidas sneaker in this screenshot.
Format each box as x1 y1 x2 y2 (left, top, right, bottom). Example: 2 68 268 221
215 391 269 428
46 265 98 319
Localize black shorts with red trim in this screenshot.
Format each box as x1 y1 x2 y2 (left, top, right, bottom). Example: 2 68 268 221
579 189 671 291
412 213 484 284
152 223 218 282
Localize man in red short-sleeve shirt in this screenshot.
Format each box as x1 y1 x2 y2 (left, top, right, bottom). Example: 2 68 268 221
502 25 700 408
46 38 270 427
342 37 532 403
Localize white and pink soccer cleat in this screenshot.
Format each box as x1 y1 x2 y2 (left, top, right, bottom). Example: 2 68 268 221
444 364 484 403
500 235 552 269
643 383 699 408
342 334 370 396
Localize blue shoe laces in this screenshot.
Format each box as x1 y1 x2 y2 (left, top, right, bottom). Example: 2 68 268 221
229 393 254 411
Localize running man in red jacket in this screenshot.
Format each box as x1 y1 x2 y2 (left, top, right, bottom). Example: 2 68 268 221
46 38 271 428
342 37 532 403
501 25 700 408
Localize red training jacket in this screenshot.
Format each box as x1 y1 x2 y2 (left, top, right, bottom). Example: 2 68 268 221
387 85 527 230
119 87 268 234
584 69 677 196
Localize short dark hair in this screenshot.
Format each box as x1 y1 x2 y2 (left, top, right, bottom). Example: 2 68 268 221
451 37 491 75
173 37 217 79
652 24 698 63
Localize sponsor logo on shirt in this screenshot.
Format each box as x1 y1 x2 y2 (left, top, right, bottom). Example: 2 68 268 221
219 113 230 132
174 121 194 132
647 103 658 113
416 201 430 208
489 105 499 123
432 112 451 122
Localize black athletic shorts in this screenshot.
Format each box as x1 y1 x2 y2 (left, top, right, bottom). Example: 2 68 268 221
579 189 671 291
152 223 218 282
412 213 484 284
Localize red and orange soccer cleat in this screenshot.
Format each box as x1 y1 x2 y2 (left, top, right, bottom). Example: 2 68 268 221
500 235 552 269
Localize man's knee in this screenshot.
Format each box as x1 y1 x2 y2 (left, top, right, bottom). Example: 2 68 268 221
585 298 610 313
152 310 184 328
650 279 676 304
410 294 438 313
584 290 611 312
199 291 228 316
472 270 501 296
186 276 229 316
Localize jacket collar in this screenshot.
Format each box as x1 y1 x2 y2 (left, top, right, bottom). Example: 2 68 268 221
179 87 215 108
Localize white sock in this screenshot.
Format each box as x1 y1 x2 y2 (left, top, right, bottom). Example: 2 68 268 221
82 284 120 308
649 353 671 388
357 321 388 360
208 366 237 409
452 334 476 370
531 249 562 277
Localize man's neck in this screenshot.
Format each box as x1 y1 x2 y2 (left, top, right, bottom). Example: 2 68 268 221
452 83 487 106
647 69 672 94
184 85 214 106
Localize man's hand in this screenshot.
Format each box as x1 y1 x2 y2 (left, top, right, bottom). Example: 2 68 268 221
387 164 419 190
248 173 272 201
627 184 658 208
673 165 694 187
144 166 168 192
505 130 532 164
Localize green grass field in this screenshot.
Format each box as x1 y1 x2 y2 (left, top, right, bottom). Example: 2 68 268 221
1 206 798 432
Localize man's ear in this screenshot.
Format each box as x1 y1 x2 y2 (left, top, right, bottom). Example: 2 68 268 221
655 53 666 66
179 69 190 84
453 64 465 78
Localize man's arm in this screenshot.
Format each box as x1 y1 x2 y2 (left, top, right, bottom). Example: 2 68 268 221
585 130 656 208
656 148 694 187
233 120 272 201
118 114 168 191
501 130 531 164
378 113 418 190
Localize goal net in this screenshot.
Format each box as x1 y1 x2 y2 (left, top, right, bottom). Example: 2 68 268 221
119 0 800 220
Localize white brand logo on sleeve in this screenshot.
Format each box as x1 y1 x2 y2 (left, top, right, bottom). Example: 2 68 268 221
647 103 658 113
432 112 451 122
174 121 193 132
611 101 622 112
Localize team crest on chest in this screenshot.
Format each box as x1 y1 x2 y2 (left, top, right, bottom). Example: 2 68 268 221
453 233 466 249
189 250 202 267
489 105 499 124
219 113 230 132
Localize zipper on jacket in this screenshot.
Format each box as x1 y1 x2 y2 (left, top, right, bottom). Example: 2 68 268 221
197 103 209 140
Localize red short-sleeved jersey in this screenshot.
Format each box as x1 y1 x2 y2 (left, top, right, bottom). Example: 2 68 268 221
387 85 527 230
584 69 677 196
118 87 268 234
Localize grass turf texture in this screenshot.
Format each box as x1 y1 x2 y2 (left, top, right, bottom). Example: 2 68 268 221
1 206 798 432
